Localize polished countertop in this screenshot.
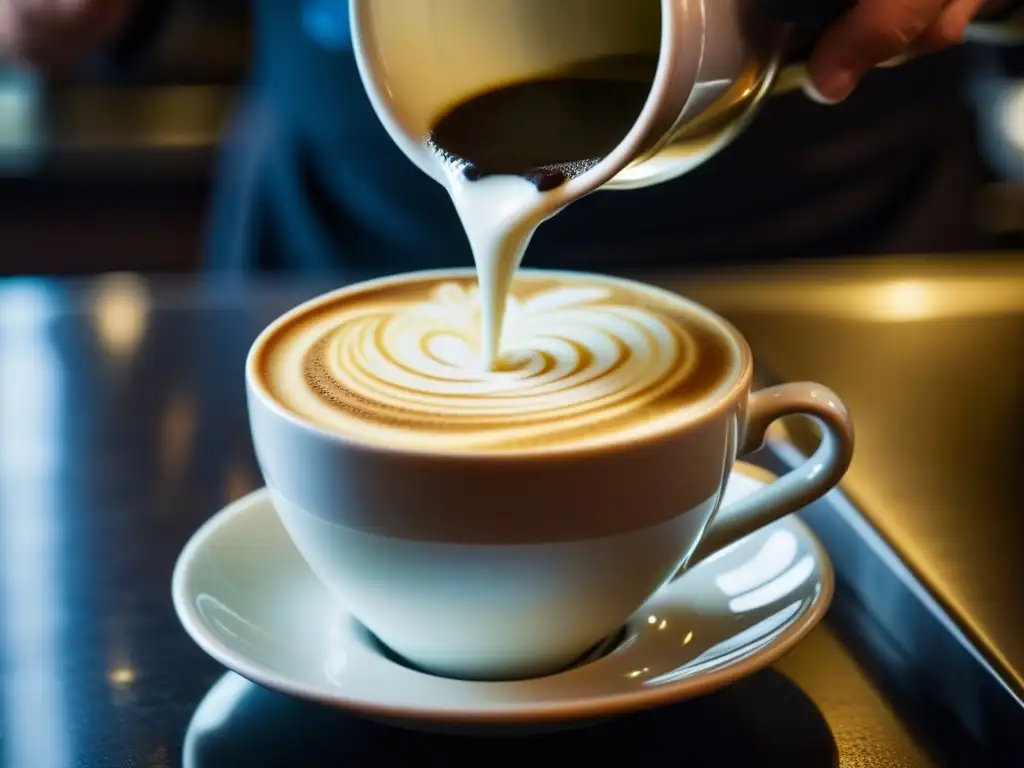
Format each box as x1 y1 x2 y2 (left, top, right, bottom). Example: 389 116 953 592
672 255 1024 701
0 263 1005 766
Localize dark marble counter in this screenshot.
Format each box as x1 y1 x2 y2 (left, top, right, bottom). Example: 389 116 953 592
1 264 1006 766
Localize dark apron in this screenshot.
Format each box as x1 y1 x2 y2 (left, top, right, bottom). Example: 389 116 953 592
204 0 999 276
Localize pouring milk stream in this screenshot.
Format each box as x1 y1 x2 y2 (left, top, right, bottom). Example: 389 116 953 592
428 59 659 367
349 0 716 369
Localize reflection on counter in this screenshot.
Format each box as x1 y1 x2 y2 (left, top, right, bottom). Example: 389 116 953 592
91 273 151 357
676 263 1024 323
183 668 839 767
0 280 70 768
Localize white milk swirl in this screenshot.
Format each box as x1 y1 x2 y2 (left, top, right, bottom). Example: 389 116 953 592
262 277 731 453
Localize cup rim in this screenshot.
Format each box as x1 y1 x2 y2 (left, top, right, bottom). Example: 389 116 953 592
245 268 754 463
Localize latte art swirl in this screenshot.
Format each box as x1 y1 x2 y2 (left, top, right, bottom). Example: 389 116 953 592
259 276 737 453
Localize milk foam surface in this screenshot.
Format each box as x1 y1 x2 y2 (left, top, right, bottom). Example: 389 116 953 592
258 273 739 453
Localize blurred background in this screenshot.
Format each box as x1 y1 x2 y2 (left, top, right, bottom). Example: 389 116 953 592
0 2 1022 277
0 0 248 275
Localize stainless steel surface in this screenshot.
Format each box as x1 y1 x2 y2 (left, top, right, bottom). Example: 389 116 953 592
775 625 934 768
767 440 1024 762
656 256 1024 702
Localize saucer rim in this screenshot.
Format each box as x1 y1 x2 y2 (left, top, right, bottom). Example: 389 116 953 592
172 466 834 726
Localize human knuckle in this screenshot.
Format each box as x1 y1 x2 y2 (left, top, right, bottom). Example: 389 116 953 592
869 3 936 50
923 19 965 49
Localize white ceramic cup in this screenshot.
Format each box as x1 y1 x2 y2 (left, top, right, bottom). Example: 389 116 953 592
350 0 782 195
245 269 854 681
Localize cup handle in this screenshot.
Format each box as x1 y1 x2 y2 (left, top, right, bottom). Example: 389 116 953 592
688 382 855 567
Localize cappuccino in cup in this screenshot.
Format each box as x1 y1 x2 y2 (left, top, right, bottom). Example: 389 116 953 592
256 271 736 454
247 0 853 684
247 269 854 681
250 0 851 687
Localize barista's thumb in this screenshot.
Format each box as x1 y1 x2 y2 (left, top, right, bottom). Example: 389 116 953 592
804 0 983 104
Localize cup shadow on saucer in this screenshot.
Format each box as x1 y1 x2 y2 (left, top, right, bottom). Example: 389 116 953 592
184 670 839 767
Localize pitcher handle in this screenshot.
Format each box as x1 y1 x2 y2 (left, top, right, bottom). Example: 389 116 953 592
764 1 1024 98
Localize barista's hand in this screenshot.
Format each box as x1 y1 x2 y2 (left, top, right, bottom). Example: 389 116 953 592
0 0 132 70
806 0 986 103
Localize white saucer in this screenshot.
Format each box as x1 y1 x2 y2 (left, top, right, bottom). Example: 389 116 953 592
173 464 833 734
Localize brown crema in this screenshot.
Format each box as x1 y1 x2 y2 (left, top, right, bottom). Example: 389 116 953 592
255 272 740 454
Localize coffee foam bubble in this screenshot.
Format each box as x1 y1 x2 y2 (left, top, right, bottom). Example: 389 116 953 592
258 275 739 453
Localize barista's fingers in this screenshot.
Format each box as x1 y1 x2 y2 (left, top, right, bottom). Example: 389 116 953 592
804 0 946 104
916 0 986 52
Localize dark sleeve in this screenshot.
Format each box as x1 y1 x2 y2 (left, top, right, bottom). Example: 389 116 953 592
93 0 175 74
